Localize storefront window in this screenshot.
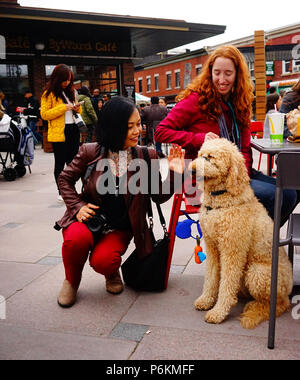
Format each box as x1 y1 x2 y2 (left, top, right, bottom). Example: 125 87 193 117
45 64 119 96
0 64 29 114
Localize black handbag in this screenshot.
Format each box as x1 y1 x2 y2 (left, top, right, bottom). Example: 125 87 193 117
121 199 169 292
121 146 169 291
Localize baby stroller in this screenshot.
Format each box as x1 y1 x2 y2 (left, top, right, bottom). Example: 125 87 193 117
0 112 31 181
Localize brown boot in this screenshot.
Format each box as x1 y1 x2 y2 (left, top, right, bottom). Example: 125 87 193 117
57 280 77 308
105 270 124 294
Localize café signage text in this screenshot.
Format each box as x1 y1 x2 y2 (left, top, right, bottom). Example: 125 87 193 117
5 36 119 55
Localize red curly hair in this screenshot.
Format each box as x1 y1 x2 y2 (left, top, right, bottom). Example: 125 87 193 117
176 45 254 129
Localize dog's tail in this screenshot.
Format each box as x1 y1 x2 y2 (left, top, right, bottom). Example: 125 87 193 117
240 297 290 329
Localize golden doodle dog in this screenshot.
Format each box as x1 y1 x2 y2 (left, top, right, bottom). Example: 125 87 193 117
189 138 293 329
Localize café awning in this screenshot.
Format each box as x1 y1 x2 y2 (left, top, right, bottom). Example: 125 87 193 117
0 4 226 58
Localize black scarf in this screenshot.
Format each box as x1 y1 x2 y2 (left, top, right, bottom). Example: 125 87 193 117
218 101 241 151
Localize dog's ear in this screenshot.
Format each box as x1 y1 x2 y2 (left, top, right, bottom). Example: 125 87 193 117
225 151 249 196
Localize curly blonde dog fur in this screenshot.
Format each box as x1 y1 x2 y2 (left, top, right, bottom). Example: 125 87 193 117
189 138 293 329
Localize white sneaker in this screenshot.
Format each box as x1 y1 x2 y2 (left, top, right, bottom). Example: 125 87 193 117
57 195 64 202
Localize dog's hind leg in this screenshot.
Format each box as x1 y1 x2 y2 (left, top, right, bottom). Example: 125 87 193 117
241 261 291 329
240 297 290 329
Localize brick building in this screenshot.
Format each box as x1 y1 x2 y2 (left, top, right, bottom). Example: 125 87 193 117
134 23 300 104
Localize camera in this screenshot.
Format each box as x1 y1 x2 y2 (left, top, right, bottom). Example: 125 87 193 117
84 210 109 235
73 112 85 129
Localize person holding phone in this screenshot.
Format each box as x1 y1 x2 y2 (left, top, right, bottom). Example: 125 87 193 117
40 64 82 201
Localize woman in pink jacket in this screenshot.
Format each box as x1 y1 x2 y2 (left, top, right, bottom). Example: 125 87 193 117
155 45 297 226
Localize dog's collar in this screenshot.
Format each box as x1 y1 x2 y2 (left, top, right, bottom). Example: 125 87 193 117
205 190 227 211
210 190 227 196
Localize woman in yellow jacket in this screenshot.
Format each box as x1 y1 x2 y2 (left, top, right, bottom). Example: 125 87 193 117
41 64 81 201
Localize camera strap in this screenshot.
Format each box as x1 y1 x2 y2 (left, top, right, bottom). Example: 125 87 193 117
141 146 168 235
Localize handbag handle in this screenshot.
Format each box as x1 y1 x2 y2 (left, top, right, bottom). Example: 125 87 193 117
141 147 168 236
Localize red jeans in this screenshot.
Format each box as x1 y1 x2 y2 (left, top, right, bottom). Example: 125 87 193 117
62 222 133 288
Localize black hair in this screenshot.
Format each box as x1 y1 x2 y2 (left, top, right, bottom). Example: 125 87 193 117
269 86 276 94
151 96 159 104
78 86 91 97
266 93 280 112
96 96 136 152
44 63 75 102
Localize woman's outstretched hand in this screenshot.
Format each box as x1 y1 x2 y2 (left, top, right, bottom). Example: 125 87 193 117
167 144 185 174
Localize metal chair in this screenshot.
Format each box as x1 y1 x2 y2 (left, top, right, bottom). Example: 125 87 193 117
164 192 200 288
268 151 300 349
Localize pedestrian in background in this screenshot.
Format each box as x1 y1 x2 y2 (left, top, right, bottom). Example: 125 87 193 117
280 79 300 138
91 88 100 114
159 97 168 108
0 90 8 114
103 93 111 103
78 86 98 143
40 63 82 202
23 89 43 146
141 96 168 156
96 98 104 121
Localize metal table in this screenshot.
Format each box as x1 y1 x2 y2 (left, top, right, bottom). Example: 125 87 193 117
250 139 300 176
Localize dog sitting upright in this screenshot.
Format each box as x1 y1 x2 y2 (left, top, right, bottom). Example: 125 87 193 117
189 138 293 329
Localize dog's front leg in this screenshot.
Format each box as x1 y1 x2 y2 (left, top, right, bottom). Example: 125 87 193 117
205 248 247 324
194 238 220 311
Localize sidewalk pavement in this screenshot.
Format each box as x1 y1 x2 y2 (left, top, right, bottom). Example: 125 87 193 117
0 146 299 360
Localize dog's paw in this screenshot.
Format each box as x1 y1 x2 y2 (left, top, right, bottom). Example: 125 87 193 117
205 308 227 324
194 296 215 311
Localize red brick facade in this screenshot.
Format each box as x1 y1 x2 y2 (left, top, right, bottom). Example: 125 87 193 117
135 54 209 102
134 26 300 102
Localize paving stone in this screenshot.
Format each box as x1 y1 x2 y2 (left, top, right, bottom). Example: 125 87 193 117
37 256 62 265
109 322 149 342
170 265 185 274
1 222 23 229
131 326 300 360
0 324 136 360
0 261 51 298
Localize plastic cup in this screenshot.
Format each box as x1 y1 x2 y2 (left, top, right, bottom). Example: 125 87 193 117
269 112 284 144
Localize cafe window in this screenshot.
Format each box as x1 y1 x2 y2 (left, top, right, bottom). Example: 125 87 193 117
46 64 119 96
0 63 30 113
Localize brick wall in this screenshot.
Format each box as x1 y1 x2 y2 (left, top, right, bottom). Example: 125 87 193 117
135 29 300 100
135 55 208 101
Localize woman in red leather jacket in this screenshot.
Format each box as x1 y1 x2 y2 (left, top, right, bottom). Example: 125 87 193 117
55 96 185 307
155 45 297 225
